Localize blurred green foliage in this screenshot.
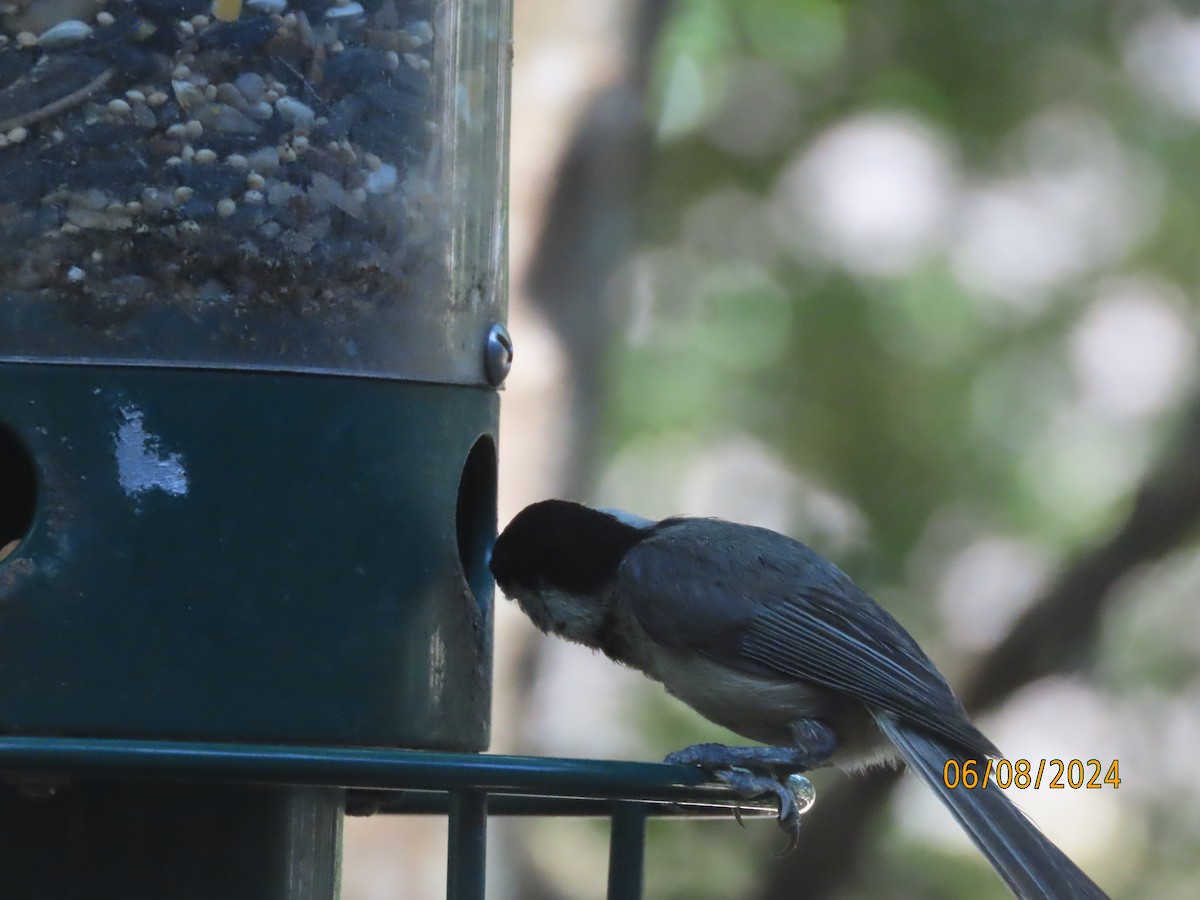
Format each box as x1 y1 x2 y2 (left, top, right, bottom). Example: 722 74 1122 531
591 1 1200 897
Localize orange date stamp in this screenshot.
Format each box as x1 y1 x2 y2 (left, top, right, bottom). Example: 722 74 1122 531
943 758 1121 790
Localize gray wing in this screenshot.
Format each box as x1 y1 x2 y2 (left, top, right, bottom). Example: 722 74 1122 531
616 518 996 756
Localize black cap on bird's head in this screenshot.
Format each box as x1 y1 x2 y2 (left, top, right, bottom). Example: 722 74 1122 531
490 500 653 597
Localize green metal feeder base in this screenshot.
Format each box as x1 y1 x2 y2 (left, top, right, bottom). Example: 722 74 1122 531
0 363 496 749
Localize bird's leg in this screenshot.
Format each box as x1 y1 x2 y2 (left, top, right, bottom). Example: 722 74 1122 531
663 719 837 775
664 742 827 773
664 720 835 850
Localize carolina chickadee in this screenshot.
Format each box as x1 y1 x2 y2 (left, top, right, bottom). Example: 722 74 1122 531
490 500 1107 900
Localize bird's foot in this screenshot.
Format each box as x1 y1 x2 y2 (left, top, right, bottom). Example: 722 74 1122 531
665 741 824 853
710 767 815 854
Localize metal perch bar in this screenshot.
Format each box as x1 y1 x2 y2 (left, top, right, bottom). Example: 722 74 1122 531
0 736 782 900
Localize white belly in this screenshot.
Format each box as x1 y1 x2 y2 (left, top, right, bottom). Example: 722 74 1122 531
652 650 834 745
649 648 890 767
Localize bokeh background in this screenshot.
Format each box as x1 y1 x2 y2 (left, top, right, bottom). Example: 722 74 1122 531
346 1 1200 896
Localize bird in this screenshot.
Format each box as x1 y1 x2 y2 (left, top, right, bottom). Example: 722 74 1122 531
489 499 1108 900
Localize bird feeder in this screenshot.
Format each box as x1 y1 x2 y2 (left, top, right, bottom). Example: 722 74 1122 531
0 0 507 894
0 2 787 897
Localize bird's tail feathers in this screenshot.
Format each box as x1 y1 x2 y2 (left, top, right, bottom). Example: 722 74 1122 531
873 713 1108 899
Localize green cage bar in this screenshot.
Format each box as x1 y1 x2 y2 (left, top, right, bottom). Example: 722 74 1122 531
0 736 783 899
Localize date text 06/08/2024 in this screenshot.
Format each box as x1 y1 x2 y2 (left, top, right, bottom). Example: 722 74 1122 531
943 758 1121 791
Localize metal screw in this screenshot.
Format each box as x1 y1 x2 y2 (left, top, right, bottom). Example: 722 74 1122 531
484 322 513 386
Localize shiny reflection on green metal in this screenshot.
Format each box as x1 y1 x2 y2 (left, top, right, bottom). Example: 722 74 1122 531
607 802 648 900
0 736 778 812
284 788 344 898
447 790 487 900
350 792 775 818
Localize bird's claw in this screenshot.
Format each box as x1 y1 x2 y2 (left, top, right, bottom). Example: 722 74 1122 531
711 766 806 855
664 743 817 852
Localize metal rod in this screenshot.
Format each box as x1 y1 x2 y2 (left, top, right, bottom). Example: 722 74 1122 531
607 802 648 900
348 790 774 818
0 737 773 809
447 789 487 900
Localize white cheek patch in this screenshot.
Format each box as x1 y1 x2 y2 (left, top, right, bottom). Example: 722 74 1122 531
523 588 608 644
